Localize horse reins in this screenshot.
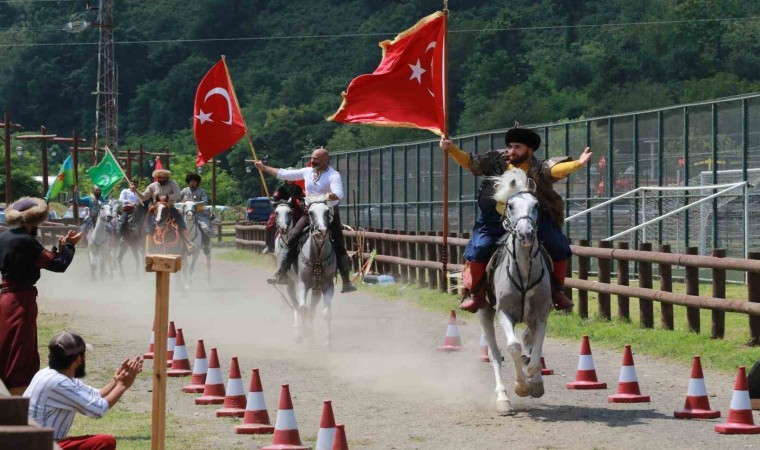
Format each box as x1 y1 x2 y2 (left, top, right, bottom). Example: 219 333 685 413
299 210 335 286
502 212 545 303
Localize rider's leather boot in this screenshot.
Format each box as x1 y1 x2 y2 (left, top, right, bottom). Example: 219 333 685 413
459 260 488 313
337 254 357 293
267 246 292 285
550 259 574 312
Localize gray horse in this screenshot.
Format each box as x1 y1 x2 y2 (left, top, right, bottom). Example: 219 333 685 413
86 203 115 280
479 168 553 415
294 200 336 347
272 201 299 314
177 200 210 288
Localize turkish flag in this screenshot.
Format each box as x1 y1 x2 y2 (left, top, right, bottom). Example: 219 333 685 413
153 157 163 182
328 11 446 135
194 58 247 166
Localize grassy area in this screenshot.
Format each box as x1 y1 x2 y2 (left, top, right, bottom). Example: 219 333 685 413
217 249 760 373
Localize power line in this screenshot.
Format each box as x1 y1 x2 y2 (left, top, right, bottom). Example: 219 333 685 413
0 15 758 49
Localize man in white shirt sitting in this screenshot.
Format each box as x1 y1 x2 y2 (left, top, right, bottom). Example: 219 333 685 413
24 332 142 450
254 147 357 293
117 185 141 241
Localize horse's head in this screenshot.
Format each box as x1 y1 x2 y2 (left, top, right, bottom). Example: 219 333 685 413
98 203 114 222
307 201 333 244
151 201 170 224
274 200 293 233
179 201 197 223
493 169 538 248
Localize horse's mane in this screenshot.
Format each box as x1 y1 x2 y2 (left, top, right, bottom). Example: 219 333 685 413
492 168 533 203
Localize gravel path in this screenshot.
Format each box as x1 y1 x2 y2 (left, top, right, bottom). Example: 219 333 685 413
35 252 758 449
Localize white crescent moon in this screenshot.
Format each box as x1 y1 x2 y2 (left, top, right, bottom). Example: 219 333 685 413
425 41 436 97
204 87 234 125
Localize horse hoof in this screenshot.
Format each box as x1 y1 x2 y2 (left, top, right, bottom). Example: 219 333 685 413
530 381 545 398
514 382 530 398
496 400 514 416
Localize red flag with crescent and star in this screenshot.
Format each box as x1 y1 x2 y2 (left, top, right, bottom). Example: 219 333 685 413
328 11 446 135
194 58 247 166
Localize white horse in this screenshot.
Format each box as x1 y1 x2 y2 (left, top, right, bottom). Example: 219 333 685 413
272 201 299 314
86 203 115 280
479 168 553 415
294 200 336 347
177 200 209 289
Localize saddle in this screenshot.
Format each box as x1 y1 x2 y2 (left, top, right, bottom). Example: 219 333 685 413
484 234 553 306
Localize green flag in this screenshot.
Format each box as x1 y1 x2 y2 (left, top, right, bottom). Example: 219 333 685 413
45 155 75 201
87 148 124 196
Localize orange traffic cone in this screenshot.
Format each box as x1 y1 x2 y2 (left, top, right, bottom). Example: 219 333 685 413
167 328 192 377
715 366 760 434
437 310 463 352
540 353 554 376
261 384 308 450
566 336 607 390
166 321 177 367
195 347 226 405
143 326 154 359
674 356 721 419
216 357 246 417
332 424 349 450
182 339 208 393
608 345 650 403
235 368 275 435
315 400 336 450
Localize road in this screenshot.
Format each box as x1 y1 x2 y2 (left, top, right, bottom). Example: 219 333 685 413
35 251 758 449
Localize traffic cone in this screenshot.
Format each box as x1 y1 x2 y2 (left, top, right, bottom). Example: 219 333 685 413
195 347 226 405
216 357 247 417
714 366 760 434
608 345 650 403
182 339 208 393
235 368 275 435
478 333 490 362
315 400 336 450
332 424 349 450
166 321 177 367
674 356 721 419
167 328 192 377
143 326 154 359
437 310 463 352
261 384 308 450
566 336 607 390
541 353 554 376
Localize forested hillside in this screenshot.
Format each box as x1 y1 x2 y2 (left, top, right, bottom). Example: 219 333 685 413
1 0 758 202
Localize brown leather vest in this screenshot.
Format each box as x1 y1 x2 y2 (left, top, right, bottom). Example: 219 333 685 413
525 155 571 226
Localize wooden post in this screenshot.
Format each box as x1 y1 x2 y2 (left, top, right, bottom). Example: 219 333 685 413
578 239 590 319
398 230 409 283
425 231 438 291
685 247 701 333
638 242 654 328
711 248 726 339
437 231 447 293
616 242 630 321
564 239 573 302
748 252 760 346
145 254 182 450
598 240 611 320
389 230 401 280
659 244 674 330
408 230 418 285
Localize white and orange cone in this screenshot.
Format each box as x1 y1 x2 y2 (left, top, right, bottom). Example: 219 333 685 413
143 326 155 359
437 310 463 352
566 335 607 390
167 328 192 377
332 424 349 450
235 368 275 435
715 366 760 434
478 333 490 362
182 339 208 393
674 356 720 419
165 321 177 367
608 345 650 403
540 353 554 376
315 400 337 450
216 357 247 417
195 347 226 405
261 384 308 450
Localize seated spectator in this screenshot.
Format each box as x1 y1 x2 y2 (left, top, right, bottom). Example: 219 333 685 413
24 331 142 450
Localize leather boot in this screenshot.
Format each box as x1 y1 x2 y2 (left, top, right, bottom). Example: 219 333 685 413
551 259 574 312
459 260 488 313
267 246 292 285
337 254 357 293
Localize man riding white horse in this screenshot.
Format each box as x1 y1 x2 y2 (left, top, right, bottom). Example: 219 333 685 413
440 127 592 313
117 184 141 241
263 177 305 254
254 147 357 293
180 173 212 256
76 186 110 236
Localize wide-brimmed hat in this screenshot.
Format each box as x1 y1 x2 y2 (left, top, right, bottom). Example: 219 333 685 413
505 127 541 151
152 169 171 178
6 197 48 228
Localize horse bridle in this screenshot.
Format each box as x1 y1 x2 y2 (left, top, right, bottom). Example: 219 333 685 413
300 205 335 286
501 200 545 302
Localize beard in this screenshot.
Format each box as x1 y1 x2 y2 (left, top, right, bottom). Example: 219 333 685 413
75 360 86 378
508 153 530 165
159 180 168 186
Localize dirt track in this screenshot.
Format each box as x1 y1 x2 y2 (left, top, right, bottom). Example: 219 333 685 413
35 251 758 449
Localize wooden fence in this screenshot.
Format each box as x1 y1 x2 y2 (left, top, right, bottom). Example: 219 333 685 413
0 223 80 248
235 225 760 345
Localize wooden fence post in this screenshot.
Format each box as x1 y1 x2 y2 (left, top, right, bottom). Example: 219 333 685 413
398 230 409 283
616 242 630 321
564 239 573 302
437 231 447 293
685 247 701 333
409 231 420 286
598 240 611 320
748 252 760 346
426 232 438 291
389 230 401 280
711 248 726 339
638 242 654 328
659 244 674 330
578 239 590 319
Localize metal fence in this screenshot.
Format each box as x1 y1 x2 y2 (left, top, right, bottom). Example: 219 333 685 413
320 93 760 260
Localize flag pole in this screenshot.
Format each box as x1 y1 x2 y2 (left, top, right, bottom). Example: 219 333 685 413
220 55 270 198
441 1 450 289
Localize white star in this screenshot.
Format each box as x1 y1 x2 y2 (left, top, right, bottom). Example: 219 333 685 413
195 109 213 124
408 59 426 84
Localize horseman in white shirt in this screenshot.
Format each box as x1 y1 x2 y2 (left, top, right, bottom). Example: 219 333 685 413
117 186 141 241
254 147 357 293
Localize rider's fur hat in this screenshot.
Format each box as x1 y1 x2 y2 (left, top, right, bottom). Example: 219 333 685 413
185 173 201 184
6 197 49 229
152 169 171 178
505 127 541 151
